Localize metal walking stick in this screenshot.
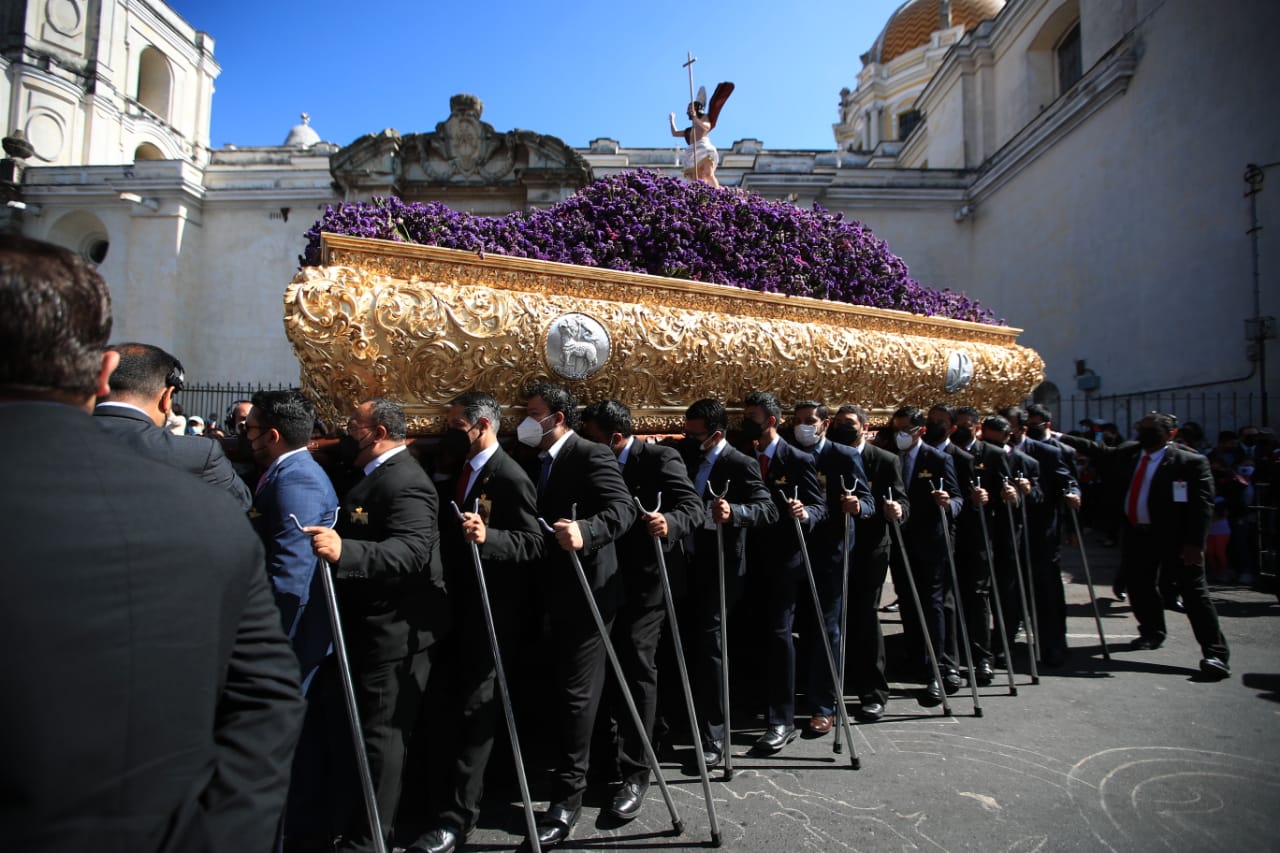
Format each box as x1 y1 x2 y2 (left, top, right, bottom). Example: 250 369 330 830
970 482 1018 696
883 491 952 717
1002 477 1040 685
450 501 541 853
1016 469 1041 663
291 510 387 853
707 480 734 781
1066 500 1110 659
784 487 863 766
635 495 721 847
935 481 982 717
833 475 856 755
539 507 684 836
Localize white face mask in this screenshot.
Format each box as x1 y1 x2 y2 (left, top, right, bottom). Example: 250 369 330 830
517 414 551 447
895 430 916 451
793 423 819 448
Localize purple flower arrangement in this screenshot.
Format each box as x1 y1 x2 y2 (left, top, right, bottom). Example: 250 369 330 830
301 170 998 324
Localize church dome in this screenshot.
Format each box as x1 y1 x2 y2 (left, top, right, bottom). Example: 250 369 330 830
866 0 1006 65
283 112 321 148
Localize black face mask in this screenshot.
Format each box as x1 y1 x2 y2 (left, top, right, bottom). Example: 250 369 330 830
924 423 948 445
441 426 473 461
952 426 974 447
1026 424 1048 441
1136 427 1165 450
740 418 764 441
337 433 363 464
828 425 860 447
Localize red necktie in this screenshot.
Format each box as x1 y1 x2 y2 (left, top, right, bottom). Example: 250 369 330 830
758 453 770 480
456 461 473 507
1127 453 1150 526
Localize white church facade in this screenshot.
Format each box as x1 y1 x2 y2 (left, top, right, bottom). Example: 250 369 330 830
2 0 1276 430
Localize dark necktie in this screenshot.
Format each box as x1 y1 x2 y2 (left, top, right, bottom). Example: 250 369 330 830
1127 453 1151 526
455 461 472 506
758 453 770 480
538 454 553 496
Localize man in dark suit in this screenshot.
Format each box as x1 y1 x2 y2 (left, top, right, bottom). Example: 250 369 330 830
94 341 252 508
1007 406 1082 666
926 404 976 688
580 399 704 821
0 234 304 852
949 406 1015 684
886 406 963 703
681 398 777 766
517 383 636 849
829 405 909 720
980 415 1042 670
306 398 451 853
245 389 346 849
409 392 544 853
742 391 826 752
1060 412 1229 677
791 401 875 735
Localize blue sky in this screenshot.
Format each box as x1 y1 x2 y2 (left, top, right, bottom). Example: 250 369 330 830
168 0 904 152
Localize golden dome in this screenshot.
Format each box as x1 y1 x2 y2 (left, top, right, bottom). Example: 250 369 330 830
866 0 1006 65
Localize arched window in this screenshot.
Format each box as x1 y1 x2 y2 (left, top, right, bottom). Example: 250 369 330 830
1055 23 1083 94
1026 1 1081 108
134 142 165 161
137 47 172 121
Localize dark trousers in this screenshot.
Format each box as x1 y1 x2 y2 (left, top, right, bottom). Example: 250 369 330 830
805 546 846 717
602 599 665 785
691 563 743 748
549 607 611 810
957 542 995 665
1030 544 1069 662
1122 525 1229 660
763 563 802 727
890 539 951 677
435 581 524 835
848 546 890 704
339 648 435 853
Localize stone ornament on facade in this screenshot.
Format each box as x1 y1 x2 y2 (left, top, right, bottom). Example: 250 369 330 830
283 236 1043 434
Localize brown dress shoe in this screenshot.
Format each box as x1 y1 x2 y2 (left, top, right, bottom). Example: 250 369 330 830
807 714 833 734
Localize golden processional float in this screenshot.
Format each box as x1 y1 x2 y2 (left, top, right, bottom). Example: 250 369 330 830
283 233 1043 435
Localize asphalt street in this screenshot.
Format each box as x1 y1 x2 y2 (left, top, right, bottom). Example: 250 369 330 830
445 535 1280 853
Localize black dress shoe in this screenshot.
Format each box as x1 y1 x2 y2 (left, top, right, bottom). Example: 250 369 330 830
1112 585 1127 602
754 724 799 752
608 781 649 820
942 667 963 694
1199 656 1230 680
701 742 723 768
918 680 943 707
994 652 1007 670
856 696 885 721
407 827 459 853
975 661 994 686
534 805 579 849
1130 636 1162 651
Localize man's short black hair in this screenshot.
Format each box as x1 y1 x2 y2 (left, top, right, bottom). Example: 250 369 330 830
1025 403 1053 423
983 414 1012 434
106 342 184 397
524 382 578 430
836 404 869 425
0 235 112 398
581 399 633 438
928 403 955 423
252 389 315 448
365 397 407 440
893 406 925 428
686 398 727 434
954 405 982 423
794 400 829 420
999 406 1027 428
743 391 782 422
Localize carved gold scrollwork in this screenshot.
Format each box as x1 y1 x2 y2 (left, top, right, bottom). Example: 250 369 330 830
287 239 1044 433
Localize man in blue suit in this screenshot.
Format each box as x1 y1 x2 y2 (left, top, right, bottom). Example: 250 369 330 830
245 389 344 849
790 401 874 736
